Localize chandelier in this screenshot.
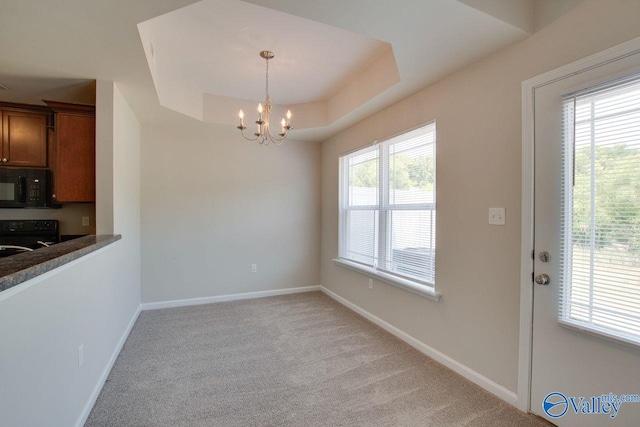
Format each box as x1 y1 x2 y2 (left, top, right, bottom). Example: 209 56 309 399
237 51 292 145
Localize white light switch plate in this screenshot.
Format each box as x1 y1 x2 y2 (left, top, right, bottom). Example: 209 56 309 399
489 208 506 226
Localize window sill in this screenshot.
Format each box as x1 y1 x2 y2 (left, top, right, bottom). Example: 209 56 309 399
559 319 640 351
333 258 441 301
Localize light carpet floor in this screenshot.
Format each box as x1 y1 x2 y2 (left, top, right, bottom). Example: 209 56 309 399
86 291 548 426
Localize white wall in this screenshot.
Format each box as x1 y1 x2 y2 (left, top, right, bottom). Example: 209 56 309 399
113 84 142 293
96 82 115 235
0 81 141 427
141 122 320 303
320 0 640 396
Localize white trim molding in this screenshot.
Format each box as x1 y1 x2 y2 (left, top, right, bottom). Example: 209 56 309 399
333 258 441 301
519 36 640 412
75 304 142 427
141 286 321 311
320 286 518 407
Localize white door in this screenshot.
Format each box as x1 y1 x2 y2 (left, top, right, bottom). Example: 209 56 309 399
530 49 640 426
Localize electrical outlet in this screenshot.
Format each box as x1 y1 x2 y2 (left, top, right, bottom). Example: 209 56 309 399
82 216 90 227
78 344 84 368
368 279 373 289
489 208 506 226
251 264 257 273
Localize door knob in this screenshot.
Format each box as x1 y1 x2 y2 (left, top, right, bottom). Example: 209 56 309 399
535 274 550 285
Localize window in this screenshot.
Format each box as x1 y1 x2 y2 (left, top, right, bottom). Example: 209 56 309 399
337 123 437 298
560 75 640 346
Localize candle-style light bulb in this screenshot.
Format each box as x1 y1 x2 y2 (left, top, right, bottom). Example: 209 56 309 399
257 103 263 114
281 118 286 132
286 110 292 120
239 110 244 119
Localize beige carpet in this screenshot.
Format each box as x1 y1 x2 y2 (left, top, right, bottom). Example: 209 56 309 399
86 292 547 426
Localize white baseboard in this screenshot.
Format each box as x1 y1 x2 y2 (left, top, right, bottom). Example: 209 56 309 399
320 286 519 407
75 303 142 427
141 286 322 311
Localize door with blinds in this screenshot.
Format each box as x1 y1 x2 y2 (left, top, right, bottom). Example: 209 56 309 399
530 50 640 426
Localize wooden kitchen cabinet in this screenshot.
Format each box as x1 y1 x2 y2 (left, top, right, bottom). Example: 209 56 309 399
44 101 96 203
0 108 49 167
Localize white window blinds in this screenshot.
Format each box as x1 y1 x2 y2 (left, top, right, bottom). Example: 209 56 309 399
561 75 640 346
339 123 436 286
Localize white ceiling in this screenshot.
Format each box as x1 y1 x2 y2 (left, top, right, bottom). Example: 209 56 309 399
144 0 391 105
137 0 538 138
0 0 577 142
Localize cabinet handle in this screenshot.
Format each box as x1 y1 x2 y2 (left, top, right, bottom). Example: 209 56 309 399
1 158 7 163
52 194 56 199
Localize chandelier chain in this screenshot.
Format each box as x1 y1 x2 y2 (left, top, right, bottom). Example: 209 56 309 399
265 56 270 104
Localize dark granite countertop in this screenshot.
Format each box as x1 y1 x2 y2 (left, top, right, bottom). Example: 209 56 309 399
0 234 121 292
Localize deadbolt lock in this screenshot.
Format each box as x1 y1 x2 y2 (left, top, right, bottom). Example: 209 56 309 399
538 251 550 262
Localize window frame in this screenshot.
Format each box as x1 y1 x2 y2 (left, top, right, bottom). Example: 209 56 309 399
335 122 440 301
559 74 640 347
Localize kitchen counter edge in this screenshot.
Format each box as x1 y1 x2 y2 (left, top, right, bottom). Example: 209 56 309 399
0 234 122 292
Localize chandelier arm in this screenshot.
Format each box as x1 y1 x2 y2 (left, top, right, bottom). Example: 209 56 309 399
239 127 259 142
266 128 287 144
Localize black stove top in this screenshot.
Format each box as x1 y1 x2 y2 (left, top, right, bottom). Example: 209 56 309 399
0 220 59 257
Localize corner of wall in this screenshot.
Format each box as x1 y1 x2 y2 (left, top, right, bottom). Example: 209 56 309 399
95 81 115 235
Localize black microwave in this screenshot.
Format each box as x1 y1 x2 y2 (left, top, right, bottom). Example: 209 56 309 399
0 168 58 208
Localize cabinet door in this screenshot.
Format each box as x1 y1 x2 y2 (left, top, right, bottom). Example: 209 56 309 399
1 110 48 167
54 113 95 202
